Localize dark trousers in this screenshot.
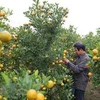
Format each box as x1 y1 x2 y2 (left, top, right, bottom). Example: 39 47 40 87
73 89 85 100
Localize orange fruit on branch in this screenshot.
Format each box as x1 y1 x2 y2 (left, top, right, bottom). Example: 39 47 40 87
0 11 6 17
93 56 98 61
47 80 54 89
36 92 45 100
0 31 12 42
26 89 37 100
93 49 98 55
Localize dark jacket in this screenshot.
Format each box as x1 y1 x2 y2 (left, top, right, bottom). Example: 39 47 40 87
66 53 90 91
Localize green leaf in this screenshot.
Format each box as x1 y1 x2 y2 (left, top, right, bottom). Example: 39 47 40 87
34 70 39 76
1 72 10 87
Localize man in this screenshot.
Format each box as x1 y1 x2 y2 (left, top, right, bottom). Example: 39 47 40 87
63 42 90 100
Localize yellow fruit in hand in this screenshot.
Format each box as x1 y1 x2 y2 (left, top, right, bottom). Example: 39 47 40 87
93 49 98 55
0 31 12 42
36 92 45 100
59 60 63 64
47 80 54 89
27 89 37 100
63 55 66 59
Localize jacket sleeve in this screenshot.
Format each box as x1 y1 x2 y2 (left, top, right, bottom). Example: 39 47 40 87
66 58 90 73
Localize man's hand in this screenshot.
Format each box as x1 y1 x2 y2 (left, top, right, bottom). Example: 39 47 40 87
62 58 69 64
84 65 90 68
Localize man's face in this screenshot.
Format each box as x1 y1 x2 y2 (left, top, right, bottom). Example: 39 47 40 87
74 47 82 56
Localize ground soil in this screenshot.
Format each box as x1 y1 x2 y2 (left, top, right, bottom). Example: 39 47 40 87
85 81 100 100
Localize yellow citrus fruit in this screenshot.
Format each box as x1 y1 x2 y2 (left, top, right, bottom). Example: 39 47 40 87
12 44 17 48
0 11 5 17
93 56 98 61
67 79 70 82
53 48 56 51
93 49 98 55
63 53 66 56
61 82 64 86
42 87 46 90
47 80 54 89
12 77 18 82
40 84 44 88
0 64 3 68
63 56 66 59
52 62 55 65
63 50 67 54
24 29 28 32
26 89 37 100
59 60 63 64
0 31 12 42
36 92 45 100
0 95 3 100
88 72 93 77
2 97 7 100
27 70 31 74
56 57 59 60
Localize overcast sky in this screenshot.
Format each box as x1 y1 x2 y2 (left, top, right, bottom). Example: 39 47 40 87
0 0 100 35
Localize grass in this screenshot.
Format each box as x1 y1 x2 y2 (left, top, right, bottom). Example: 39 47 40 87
85 81 100 100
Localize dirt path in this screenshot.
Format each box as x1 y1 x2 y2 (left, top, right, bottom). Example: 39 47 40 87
85 81 100 100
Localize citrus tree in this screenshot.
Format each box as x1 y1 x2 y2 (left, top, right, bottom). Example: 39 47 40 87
82 29 100 87
0 1 74 100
